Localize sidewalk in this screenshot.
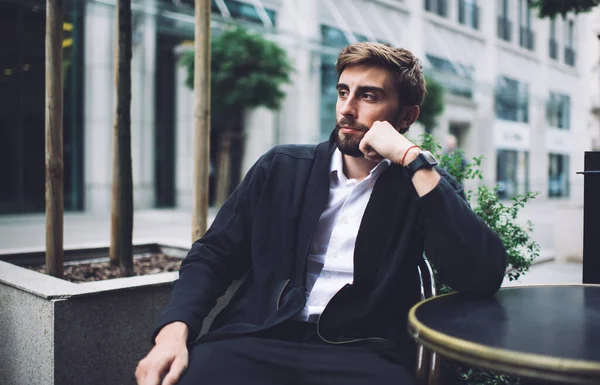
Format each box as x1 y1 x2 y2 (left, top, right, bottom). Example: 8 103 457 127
501 260 582 287
0 208 218 252
0 208 582 287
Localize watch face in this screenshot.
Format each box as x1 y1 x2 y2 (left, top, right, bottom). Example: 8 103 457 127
421 151 438 164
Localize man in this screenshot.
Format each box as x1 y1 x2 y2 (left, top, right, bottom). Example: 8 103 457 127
443 134 467 173
136 42 507 385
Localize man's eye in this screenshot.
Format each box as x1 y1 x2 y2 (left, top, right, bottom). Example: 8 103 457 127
338 90 348 98
362 93 376 101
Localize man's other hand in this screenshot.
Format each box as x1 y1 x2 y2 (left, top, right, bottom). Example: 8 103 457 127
136 322 189 385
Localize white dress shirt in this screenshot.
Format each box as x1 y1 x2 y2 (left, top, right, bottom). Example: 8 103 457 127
299 148 391 322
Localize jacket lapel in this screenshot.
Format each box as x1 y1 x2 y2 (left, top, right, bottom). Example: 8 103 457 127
294 139 335 287
353 164 415 287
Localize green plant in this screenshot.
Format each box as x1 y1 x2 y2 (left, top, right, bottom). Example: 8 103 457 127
180 25 293 204
419 132 540 384
418 75 445 133
180 25 293 123
530 0 600 18
420 132 540 282
474 185 540 281
418 131 481 189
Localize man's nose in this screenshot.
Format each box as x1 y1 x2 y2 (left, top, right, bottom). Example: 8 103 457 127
339 97 357 118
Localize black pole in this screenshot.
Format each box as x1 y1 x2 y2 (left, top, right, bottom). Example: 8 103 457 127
16 5 24 211
581 152 600 284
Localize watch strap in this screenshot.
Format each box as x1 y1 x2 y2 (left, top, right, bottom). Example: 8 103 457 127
405 151 437 178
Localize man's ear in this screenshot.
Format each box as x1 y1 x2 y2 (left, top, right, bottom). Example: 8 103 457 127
395 105 420 131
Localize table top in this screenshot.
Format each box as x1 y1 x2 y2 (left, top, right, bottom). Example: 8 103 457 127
408 285 600 384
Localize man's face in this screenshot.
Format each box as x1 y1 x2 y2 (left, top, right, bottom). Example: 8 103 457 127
334 64 403 157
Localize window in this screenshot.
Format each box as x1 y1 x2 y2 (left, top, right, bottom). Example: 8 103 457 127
0 1 87 214
566 19 574 47
208 0 277 25
549 19 558 59
495 76 529 123
565 20 576 66
497 0 511 41
321 25 370 47
546 92 570 129
458 0 479 29
548 154 569 198
518 0 534 50
426 54 474 98
497 150 530 199
426 54 472 75
425 0 448 17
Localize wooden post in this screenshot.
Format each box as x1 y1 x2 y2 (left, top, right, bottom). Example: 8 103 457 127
45 0 64 278
192 0 211 242
109 0 134 275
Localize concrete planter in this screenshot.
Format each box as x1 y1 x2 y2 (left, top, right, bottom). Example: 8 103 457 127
0 243 186 385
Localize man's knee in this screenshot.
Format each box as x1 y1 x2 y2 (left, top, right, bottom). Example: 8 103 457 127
175 340 222 385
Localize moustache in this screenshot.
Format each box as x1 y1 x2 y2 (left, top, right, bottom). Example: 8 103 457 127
336 118 369 132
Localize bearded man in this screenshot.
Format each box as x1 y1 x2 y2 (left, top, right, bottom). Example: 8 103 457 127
136 42 507 385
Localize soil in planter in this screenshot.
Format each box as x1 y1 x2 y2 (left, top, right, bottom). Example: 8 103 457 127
30 253 182 283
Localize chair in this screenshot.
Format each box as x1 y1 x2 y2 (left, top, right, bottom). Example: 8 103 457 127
415 256 441 385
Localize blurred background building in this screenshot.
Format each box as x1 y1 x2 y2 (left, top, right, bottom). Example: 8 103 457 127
1 0 599 258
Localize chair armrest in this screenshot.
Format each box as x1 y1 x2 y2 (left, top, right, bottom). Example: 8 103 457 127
415 255 441 385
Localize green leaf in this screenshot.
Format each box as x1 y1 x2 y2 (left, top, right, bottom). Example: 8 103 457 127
418 76 444 131
180 26 293 127
530 0 600 18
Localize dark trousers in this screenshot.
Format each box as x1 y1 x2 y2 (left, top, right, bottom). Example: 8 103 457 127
176 321 416 385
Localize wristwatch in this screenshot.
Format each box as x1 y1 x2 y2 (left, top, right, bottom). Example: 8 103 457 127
404 150 438 178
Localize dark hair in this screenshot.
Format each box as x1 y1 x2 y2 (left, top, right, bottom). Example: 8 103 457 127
336 42 427 107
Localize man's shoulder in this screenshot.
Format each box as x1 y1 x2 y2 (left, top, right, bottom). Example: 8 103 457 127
243 142 326 185
261 143 321 163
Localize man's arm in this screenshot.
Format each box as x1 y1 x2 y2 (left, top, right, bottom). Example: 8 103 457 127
152 155 269 342
402 146 507 295
136 155 270 385
360 122 507 296
416 169 507 296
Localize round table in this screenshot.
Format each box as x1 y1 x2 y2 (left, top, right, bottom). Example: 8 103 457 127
408 285 600 384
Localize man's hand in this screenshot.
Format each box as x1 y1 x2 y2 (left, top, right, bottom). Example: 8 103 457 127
136 322 189 385
359 120 440 195
358 121 419 165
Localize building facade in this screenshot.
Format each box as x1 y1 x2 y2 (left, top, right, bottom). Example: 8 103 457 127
0 0 595 216
588 7 600 152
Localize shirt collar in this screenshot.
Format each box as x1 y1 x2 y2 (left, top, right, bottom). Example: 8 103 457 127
330 148 392 182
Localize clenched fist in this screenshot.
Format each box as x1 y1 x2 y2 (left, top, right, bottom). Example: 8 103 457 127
358 121 420 165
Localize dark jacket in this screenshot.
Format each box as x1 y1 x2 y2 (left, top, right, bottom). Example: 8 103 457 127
153 137 507 369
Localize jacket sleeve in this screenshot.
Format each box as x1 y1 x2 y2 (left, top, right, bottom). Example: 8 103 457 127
418 169 508 297
151 155 270 343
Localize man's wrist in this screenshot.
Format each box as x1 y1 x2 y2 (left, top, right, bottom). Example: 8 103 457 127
402 149 420 166
156 321 189 344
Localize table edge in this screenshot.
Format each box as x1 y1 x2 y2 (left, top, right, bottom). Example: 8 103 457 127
408 290 600 382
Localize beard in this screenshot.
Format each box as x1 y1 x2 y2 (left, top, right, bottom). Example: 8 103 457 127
334 117 370 158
